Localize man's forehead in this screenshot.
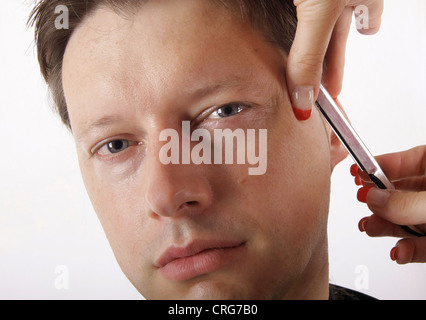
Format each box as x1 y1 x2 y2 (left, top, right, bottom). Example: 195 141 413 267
63 3 253 101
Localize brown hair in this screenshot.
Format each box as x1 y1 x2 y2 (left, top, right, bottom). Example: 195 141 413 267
28 0 297 129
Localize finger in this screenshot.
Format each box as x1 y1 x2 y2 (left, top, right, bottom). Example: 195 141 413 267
352 168 426 191
287 0 346 118
365 188 426 226
350 145 426 186
374 145 426 181
351 164 375 187
349 0 384 35
322 6 353 98
350 164 371 183
359 214 414 238
391 176 426 192
391 237 426 264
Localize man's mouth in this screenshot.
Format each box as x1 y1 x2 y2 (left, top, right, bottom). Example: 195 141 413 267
155 239 246 281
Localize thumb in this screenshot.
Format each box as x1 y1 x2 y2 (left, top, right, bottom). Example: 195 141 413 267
287 0 345 121
366 188 426 226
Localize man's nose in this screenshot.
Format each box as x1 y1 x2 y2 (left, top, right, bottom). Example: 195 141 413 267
144 146 213 219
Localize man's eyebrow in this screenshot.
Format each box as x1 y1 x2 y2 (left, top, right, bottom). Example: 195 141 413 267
76 114 125 142
191 75 247 99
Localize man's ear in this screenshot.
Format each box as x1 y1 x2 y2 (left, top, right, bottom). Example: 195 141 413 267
328 98 349 170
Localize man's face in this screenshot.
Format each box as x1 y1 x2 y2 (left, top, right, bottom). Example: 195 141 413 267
62 0 339 299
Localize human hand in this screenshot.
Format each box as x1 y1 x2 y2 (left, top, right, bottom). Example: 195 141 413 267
351 145 426 264
288 0 384 120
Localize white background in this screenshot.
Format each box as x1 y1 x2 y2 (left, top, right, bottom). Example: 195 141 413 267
0 0 425 299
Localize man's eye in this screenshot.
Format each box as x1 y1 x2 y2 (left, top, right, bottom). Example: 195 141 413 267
96 139 133 156
107 140 129 153
210 103 246 119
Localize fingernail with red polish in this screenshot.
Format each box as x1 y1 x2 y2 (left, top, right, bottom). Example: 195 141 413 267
292 107 312 121
358 217 368 232
350 164 359 177
292 86 314 121
357 187 372 203
390 247 398 261
355 175 363 186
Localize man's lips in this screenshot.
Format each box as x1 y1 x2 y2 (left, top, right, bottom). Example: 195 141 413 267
155 239 246 281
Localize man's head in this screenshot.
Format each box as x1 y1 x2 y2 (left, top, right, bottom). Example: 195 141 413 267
30 0 347 299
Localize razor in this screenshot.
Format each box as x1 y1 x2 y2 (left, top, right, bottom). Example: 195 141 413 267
315 85 424 237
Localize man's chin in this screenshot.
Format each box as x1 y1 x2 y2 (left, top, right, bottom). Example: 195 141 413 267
184 279 250 299
142 276 261 300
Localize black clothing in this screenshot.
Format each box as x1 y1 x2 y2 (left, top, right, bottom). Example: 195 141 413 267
329 284 377 300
